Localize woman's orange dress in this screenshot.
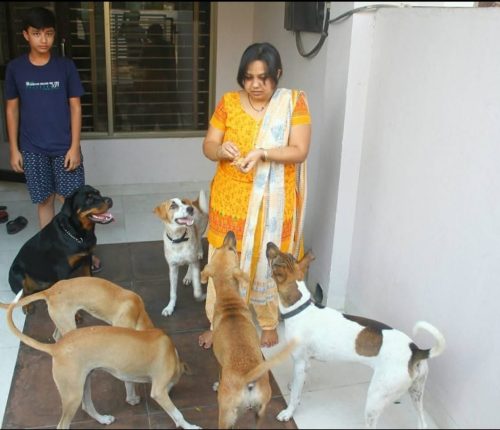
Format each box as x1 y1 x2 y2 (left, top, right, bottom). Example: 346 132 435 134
207 90 311 254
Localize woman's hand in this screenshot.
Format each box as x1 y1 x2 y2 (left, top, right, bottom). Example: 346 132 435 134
216 141 240 161
237 149 265 173
203 125 241 162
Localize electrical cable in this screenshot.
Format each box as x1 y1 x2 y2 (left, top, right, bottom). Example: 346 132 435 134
295 3 403 59
295 3 330 58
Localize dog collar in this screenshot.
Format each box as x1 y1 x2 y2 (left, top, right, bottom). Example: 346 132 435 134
59 221 84 244
280 298 312 320
166 229 189 244
279 281 325 320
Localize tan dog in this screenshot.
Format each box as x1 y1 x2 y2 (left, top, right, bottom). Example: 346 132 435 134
200 231 296 429
7 291 200 429
266 242 446 429
1 276 154 406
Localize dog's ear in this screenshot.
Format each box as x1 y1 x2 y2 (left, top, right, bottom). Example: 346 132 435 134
61 190 77 217
298 251 315 275
223 231 237 248
153 203 167 220
232 267 250 285
266 241 280 260
200 264 213 284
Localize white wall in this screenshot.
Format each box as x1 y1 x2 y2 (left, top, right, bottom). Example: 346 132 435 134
344 7 500 428
214 2 254 101
81 137 212 185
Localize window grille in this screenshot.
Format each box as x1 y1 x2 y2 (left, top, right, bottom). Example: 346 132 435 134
1 1 212 135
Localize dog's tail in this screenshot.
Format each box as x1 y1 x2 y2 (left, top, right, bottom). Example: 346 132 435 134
198 189 209 214
243 338 297 387
413 321 446 358
7 291 54 356
0 289 48 310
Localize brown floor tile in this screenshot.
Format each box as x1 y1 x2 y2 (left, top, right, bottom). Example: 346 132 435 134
93 243 134 283
149 396 297 429
133 278 210 333
130 241 169 281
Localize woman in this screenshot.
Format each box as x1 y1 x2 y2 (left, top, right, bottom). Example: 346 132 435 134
199 42 311 348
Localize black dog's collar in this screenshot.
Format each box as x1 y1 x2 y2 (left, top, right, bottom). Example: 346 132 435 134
59 220 84 244
280 298 325 320
166 229 189 244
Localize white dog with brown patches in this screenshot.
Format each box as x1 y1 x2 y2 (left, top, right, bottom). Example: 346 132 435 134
154 190 208 316
266 242 446 429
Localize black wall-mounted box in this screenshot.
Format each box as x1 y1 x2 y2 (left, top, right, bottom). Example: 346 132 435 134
284 2 325 33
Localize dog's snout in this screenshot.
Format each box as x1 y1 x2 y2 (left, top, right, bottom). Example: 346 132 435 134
105 197 113 208
187 206 194 215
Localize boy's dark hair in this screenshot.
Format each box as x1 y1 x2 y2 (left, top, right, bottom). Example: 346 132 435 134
237 42 283 88
23 7 56 31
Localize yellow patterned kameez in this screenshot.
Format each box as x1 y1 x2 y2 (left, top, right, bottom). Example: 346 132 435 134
205 90 311 330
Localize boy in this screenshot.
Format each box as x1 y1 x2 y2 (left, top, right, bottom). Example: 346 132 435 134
4 6 101 271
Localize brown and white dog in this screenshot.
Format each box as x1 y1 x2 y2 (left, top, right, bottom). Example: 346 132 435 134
7 291 200 430
154 189 208 316
201 231 296 429
266 242 446 429
1 276 154 406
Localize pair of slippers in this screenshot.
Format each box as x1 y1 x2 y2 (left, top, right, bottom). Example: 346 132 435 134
0 206 28 234
7 216 28 235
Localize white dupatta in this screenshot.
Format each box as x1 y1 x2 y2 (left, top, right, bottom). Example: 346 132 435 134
239 88 307 304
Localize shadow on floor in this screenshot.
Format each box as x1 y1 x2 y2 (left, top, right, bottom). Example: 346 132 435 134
2 240 296 429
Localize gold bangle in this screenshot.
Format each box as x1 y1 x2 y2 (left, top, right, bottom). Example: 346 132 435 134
262 149 268 162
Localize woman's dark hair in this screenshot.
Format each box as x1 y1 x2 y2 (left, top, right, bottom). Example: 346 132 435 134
23 7 56 31
237 42 283 88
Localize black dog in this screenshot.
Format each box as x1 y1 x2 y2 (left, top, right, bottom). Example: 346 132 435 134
9 185 114 297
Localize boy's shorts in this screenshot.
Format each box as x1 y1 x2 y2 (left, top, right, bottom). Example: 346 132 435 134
22 150 85 204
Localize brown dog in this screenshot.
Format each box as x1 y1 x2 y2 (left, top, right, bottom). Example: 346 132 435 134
1 277 154 406
7 292 200 430
200 231 296 429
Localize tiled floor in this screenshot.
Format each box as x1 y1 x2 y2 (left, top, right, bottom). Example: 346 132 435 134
0 180 439 429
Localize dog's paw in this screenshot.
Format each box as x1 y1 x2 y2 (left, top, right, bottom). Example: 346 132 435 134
126 395 141 406
183 275 192 285
197 251 203 260
184 424 201 430
161 303 175 316
277 409 293 422
212 381 219 392
194 292 207 302
97 414 115 425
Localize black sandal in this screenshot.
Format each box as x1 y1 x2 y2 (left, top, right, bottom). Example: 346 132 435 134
6 216 28 234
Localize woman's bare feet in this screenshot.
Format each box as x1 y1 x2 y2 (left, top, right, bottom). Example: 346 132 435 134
260 328 278 348
198 330 213 349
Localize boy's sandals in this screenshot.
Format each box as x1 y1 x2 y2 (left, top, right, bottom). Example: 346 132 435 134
6 216 28 234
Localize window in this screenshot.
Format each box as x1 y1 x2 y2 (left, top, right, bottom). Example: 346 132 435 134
1 1 213 135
